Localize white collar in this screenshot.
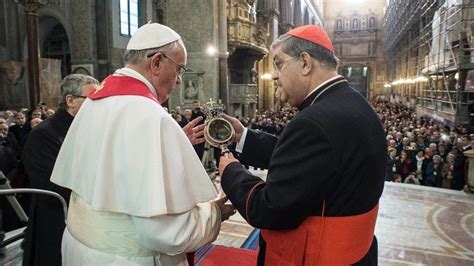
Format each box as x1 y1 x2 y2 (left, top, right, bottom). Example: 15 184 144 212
303 75 345 101
114 68 158 99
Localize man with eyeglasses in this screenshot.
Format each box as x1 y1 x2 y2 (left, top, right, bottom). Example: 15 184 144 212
22 74 99 266
50 23 233 265
218 25 386 265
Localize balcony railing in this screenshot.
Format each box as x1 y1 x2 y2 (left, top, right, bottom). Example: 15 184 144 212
227 0 268 53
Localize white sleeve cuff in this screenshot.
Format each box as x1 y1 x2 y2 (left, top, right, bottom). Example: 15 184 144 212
235 128 248 153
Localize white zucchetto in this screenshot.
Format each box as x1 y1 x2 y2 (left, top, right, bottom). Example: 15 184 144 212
126 23 181 50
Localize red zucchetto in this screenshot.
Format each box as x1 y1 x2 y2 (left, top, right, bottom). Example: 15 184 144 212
287 25 334 53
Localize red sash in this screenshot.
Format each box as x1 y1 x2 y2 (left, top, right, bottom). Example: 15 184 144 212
88 75 159 103
261 204 378 265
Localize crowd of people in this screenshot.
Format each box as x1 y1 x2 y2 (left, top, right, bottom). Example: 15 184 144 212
242 107 298 136
0 104 54 182
371 97 471 190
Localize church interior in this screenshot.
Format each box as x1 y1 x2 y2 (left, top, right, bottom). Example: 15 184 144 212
1 0 474 265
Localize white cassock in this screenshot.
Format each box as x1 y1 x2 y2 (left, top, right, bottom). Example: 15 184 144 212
51 68 221 265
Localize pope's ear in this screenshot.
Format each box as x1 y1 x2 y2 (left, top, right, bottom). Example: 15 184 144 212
150 53 163 73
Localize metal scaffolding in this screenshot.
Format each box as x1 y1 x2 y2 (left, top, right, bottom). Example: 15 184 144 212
384 0 474 124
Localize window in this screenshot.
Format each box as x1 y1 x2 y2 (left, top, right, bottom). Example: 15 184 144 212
120 0 138 36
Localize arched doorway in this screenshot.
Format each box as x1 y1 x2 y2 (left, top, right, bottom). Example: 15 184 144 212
37 15 70 108
40 16 70 78
341 64 370 98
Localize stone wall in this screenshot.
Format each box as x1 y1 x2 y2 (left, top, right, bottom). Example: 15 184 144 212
324 0 386 98
69 0 97 74
166 0 219 110
0 1 28 109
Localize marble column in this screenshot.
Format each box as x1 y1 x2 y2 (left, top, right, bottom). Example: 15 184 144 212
69 0 97 77
19 0 43 109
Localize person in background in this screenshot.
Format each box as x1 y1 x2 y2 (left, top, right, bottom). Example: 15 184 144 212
9 112 30 147
30 118 42 129
425 155 444 187
22 74 99 266
191 100 206 160
404 172 420 185
30 109 43 120
452 134 471 190
46 109 56 118
179 108 193 128
441 153 455 189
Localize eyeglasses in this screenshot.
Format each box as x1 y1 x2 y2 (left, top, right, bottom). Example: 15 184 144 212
272 56 297 71
147 52 188 77
71 95 87 99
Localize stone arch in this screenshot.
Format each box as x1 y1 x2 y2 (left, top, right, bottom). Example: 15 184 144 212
37 15 71 77
335 15 344 32
351 12 360 31
368 14 377 31
20 7 69 62
38 6 71 43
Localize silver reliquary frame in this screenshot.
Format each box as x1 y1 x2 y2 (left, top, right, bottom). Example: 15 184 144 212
203 99 235 153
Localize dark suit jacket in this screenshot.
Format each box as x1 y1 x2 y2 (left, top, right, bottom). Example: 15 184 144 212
453 146 471 190
179 119 190 128
191 109 206 159
0 146 17 176
221 77 387 265
9 124 30 147
1 132 20 156
21 109 73 266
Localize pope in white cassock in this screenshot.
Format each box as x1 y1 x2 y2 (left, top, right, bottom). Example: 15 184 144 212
50 23 234 265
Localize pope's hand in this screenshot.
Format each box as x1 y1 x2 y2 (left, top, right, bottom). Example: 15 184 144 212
221 114 244 143
218 151 239 176
183 116 205 145
215 196 236 222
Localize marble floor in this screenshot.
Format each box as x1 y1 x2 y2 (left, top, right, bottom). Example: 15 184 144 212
2 169 473 265
377 182 474 265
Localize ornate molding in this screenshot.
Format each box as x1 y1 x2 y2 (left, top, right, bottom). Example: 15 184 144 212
334 10 378 36
227 0 269 54
46 0 64 10
18 0 45 15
